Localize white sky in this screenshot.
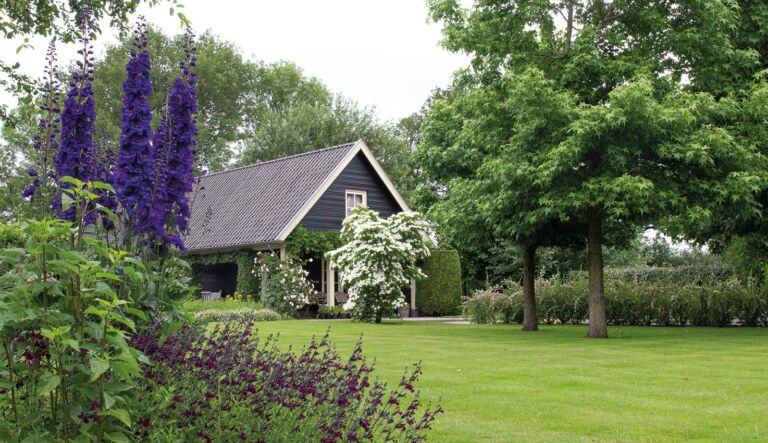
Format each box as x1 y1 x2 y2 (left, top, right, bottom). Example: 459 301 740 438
0 0 469 121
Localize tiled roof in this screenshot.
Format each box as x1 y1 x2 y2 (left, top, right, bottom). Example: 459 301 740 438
184 142 358 252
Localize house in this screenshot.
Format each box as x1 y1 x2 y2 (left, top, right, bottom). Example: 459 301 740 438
184 140 417 312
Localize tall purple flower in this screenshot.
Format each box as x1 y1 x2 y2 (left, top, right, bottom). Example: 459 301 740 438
53 23 95 220
23 39 61 202
153 28 198 249
113 17 155 233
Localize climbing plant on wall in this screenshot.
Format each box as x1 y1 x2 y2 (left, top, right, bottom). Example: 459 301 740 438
184 250 260 297
285 226 342 259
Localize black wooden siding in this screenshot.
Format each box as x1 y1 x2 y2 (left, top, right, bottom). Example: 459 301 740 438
299 152 403 231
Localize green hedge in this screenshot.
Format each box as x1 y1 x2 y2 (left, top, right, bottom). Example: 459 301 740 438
471 275 768 326
192 308 283 324
416 249 463 316
572 264 736 285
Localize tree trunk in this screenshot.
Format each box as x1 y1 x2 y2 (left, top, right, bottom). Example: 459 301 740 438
586 215 608 338
565 1 574 52
521 243 538 331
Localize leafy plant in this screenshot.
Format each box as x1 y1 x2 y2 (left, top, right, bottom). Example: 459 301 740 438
0 180 147 442
130 322 442 442
254 252 315 317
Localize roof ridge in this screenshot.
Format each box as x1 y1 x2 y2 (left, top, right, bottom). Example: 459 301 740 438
200 141 359 179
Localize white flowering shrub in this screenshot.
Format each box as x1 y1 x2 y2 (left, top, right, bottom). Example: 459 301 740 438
326 205 431 323
253 253 315 316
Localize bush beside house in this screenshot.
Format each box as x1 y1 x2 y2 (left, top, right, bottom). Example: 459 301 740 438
416 249 463 316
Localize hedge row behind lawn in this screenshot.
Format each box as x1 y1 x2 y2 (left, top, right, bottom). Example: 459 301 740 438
416 249 463 316
572 264 736 285
468 276 768 326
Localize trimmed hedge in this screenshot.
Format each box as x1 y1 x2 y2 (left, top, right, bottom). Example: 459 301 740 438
416 249 463 316
193 308 283 324
469 275 768 326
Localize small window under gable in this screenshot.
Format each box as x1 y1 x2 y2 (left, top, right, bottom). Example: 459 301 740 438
345 189 367 217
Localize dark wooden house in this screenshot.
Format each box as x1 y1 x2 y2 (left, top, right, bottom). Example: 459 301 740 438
185 140 415 309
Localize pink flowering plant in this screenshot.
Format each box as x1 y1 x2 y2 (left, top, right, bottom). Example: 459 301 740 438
254 252 315 316
327 206 431 323
130 322 442 442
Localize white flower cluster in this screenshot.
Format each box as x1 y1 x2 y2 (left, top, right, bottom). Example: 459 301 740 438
253 252 314 315
327 205 431 320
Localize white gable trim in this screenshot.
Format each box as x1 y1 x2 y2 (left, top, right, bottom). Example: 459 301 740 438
276 140 411 241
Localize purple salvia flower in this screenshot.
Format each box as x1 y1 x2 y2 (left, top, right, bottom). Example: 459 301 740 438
113 17 155 234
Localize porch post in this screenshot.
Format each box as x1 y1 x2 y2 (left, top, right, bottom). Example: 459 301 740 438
278 245 286 260
410 278 417 317
327 260 335 307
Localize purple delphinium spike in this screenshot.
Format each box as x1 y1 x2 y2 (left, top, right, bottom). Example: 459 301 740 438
53 17 96 220
24 39 61 205
113 17 155 234
156 28 198 250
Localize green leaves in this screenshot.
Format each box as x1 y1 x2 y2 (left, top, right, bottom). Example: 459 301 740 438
36 374 61 396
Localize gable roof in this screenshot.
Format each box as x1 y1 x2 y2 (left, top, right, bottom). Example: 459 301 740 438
185 140 410 253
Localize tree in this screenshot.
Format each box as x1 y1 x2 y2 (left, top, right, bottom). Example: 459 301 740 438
421 69 587 331
239 95 414 199
93 26 253 170
0 0 183 122
326 206 431 323
427 0 762 337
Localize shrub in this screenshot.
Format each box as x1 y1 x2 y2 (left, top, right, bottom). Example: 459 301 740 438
130 322 443 442
255 253 315 316
416 249 463 316
327 206 431 323
533 274 767 326
193 308 282 324
318 306 351 319
181 298 262 314
464 286 519 324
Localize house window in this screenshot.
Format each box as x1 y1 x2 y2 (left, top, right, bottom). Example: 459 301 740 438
345 190 367 217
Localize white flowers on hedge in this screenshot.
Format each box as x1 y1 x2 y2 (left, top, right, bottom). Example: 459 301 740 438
254 252 314 316
326 205 431 322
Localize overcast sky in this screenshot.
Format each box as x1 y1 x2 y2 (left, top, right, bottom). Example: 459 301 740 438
1 0 469 121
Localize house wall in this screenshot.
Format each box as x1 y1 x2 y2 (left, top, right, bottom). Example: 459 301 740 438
299 152 403 231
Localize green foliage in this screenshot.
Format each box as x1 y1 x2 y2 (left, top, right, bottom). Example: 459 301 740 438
423 0 768 336
255 253 314 317
327 206 432 323
185 250 259 297
0 182 148 441
192 308 283 324
181 298 261 314
317 306 351 319
484 274 767 327
285 226 342 259
464 287 518 325
238 95 415 199
416 249 462 316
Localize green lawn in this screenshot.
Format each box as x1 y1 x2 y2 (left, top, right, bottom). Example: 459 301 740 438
252 321 768 442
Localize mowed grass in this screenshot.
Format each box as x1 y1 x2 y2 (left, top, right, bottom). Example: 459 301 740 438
251 321 768 442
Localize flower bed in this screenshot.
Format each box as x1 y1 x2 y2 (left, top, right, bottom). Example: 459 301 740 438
130 322 442 441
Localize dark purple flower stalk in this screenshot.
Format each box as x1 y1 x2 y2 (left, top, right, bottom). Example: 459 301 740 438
152 28 198 249
23 39 62 203
53 17 96 220
113 17 155 233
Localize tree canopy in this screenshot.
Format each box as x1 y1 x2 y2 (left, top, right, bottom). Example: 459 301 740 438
423 0 767 337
